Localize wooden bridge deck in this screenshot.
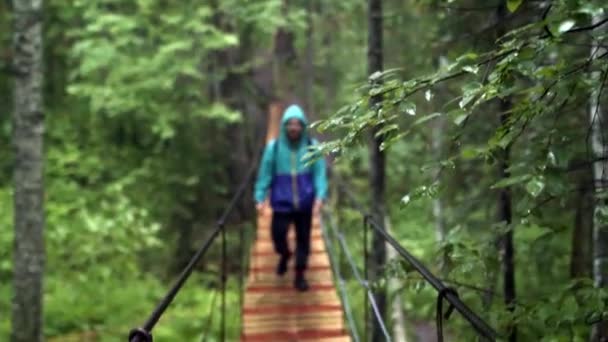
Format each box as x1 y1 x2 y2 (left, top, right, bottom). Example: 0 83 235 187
241 207 350 341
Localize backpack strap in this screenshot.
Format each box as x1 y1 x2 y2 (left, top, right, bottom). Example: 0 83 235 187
271 139 278 178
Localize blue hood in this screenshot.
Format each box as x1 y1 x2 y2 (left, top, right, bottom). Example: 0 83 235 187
279 105 308 145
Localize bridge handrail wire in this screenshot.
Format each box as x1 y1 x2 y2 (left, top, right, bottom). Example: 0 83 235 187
321 213 362 342
128 142 264 342
200 289 219 342
323 210 393 341
335 176 499 342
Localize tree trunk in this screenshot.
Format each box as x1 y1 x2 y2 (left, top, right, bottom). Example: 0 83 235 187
321 3 337 117
385 217 408 342
495 3 516 341
570 171 594 279
273 0 297 103
498 97 516 342
590 12 608 341
11 0 45 341
432 98 447 273
170 214 193 275
303 0 315 120
367 0 387 341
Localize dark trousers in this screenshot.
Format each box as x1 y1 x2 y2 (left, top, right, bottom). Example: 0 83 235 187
271 210 313 272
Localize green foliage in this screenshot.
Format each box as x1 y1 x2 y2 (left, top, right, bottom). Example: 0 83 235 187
0 188 13 279
318 0 608 340
507 0 523 13
3 0 607 340
0 274 242 341
66 0 243 139
2 0 280 339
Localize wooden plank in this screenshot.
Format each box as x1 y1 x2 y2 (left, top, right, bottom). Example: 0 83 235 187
241 208 350 341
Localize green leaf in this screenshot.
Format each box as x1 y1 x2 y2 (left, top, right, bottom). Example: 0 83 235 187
400 184 439 208
497 130 515 149
399 101 416 116
375 124 399 138
380 133 405 150
547 151 557 166
402 80 418 89
459 82 482 109
425 89 433 102
456 52 479 63
461 147 485 160
491 174 532 189
462 65 479 75
412 112 441 126
576 4 605 16
449 109 469 126
526 177 545 197
507 0 523 13
558 20 576 33
369 71 383 81
369 86 384 96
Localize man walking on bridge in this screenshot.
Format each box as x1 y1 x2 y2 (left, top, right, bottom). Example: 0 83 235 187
254 104 328 292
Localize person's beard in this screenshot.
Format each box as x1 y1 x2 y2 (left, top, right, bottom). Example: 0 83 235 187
288 132 301 142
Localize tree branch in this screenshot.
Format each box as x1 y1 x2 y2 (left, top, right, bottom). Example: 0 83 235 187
435 4 501 12
542 3 553 38
566 17 608 34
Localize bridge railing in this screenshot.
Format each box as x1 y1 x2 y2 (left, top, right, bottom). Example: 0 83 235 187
322 210 391 342
127 140 499 341
128 144 262 342
330 176 499 342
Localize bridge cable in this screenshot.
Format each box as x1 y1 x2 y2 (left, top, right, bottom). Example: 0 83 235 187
128 142 264 342
201 222 253 341
321 213 361 342
363 216 370 341
200 289 219 342
220 221 227 342
237 222 245 329
335 176 499 341
326 211 392 341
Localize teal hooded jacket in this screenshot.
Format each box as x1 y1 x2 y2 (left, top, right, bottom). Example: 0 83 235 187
254 105 328 212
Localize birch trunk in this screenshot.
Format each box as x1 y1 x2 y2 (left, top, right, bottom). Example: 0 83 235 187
11 0 45 341
385 217 408 342
590 12 608 341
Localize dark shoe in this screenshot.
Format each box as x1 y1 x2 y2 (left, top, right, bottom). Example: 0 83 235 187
276 253 290 276
294 273 309 292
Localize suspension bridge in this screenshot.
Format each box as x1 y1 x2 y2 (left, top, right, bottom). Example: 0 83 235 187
127 103 499 342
